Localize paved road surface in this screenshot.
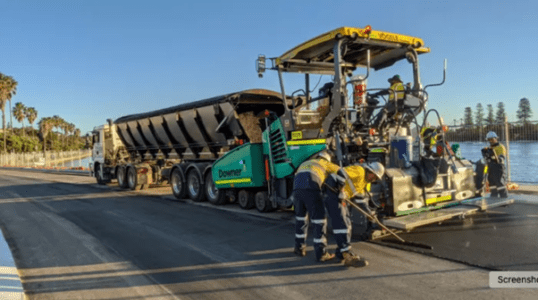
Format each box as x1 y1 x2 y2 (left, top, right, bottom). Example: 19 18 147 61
0 169 535 299
383 202 538 271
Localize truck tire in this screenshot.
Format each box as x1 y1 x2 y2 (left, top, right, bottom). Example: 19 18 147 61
238 190 255 209
205 172 226 205
127 166 142 191
187 169 205 202
255 191 275 212
95 163 107 185
171 168 186 200
117 166 128 189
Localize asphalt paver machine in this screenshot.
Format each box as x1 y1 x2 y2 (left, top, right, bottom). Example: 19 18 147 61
255 26 513 239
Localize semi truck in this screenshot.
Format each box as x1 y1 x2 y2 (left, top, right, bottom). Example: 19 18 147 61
91 26 512 235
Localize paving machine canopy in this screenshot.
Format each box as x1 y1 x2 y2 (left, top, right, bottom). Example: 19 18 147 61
274 26 430 75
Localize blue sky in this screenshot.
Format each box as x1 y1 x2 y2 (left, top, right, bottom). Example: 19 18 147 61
1 0 537 134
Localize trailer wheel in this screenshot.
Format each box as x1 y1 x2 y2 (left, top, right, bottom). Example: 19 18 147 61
171 168 186 200
127 167 142 191
187 169 205 202
205 172 226 205
238 190 255 209
117 166 128 189
255 191 275 212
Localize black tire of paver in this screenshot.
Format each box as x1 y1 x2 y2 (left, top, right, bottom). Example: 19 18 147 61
187 169 205 202
171 168 186 200
255 191 275 212
205 172 226 205
238 190 255 209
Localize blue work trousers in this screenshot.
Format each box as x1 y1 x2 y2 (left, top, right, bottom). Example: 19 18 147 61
293 188 327 260
323 176 353 258
489 162 508 198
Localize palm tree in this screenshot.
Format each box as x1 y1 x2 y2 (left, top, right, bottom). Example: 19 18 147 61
0 98 6 152
51 115 63 150
61 121 70 149
13 102 26 137
26 107 38 138
38 117 54 154
67 123 75 147
0 74 18 152
3 76 17 133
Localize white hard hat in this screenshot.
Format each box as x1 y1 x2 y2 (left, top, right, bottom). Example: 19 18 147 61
363 161 385 180
486 131 498 140
316 150 331 162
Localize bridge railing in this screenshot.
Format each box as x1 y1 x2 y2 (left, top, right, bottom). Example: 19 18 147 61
0 150 92 169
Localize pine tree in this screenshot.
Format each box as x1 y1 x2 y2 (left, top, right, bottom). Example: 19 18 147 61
475 103 484 126
486 104 494 125
495 102 506 123
464 107 473 125
516 97 532 123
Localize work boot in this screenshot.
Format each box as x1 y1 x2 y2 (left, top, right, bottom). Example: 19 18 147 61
342 252 368 268
294 247 306 257
317 252 335 262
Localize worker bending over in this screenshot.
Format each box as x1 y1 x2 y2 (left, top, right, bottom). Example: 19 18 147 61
292 150 338 262
323 161 385 267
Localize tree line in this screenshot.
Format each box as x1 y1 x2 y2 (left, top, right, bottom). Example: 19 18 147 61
461 98 532 126
0 72 88 153
448 98 538 141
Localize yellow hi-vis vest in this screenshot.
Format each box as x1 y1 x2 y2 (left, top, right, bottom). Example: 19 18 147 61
341 165 367 199
490 142 507 164
389 82 405 101
492 143 506 157
295 158 340 189
420 127 437 147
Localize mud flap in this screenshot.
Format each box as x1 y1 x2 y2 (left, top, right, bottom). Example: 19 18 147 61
382 197 514 231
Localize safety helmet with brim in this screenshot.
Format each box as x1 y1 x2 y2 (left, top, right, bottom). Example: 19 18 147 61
363 161 385 180
486 131 498 140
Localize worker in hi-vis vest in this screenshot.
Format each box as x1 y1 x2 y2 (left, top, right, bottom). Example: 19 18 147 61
292 150 338 262
484 131 508 198
322 161 385 267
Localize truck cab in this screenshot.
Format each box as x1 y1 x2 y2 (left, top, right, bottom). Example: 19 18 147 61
91 123 121 184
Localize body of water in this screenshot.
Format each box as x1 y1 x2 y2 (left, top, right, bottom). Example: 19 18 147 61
457 142 538 183
58 157 90 168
